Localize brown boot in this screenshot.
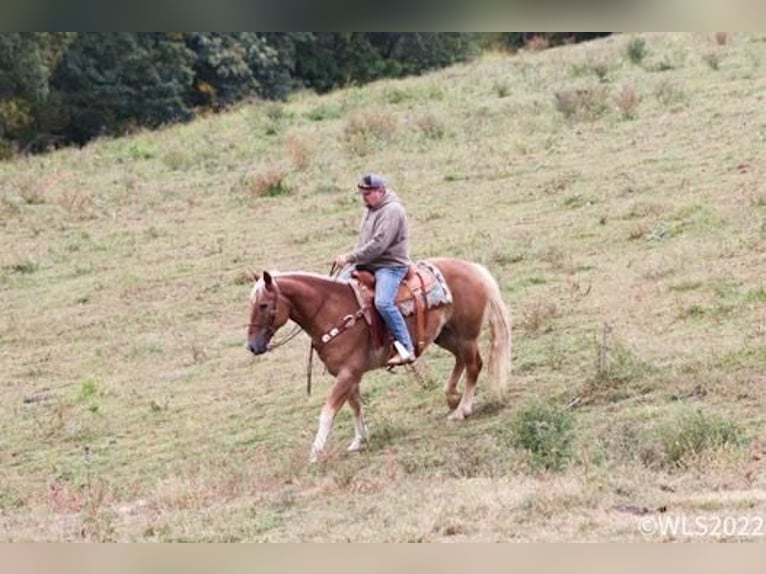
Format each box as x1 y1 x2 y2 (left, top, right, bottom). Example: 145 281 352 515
387 353 415 367
386 341 415 367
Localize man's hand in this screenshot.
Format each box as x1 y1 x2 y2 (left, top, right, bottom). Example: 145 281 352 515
333 254 348 268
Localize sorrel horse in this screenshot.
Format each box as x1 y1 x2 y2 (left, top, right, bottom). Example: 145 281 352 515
247 257 512 462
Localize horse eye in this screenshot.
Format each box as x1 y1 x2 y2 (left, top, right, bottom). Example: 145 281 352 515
259 303 269 310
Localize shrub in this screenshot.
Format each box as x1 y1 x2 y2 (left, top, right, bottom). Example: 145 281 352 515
554 86 610 121
702 52 721 70
244 165 291 198
285 134 314 171
654 79 687 107
415 113 445 140
659 410 744 469
343 110 398 156
589 60 610 82
626 37 647 64
511 402 575 472
525 35 550 52
493 80 510 98
8 257 39 274
519 298 558 334
585 323 653 401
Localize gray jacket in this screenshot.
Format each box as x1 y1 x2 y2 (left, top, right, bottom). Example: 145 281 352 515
347 190 410 270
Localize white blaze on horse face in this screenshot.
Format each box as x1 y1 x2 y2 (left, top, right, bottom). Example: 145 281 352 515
249 279 265 305
249 271 281 304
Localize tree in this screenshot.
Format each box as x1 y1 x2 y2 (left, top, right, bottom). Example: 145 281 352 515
50 33 195 144
0 33 75 153
185 33 296 108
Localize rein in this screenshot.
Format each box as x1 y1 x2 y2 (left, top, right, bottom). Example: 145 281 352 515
265 323 303 351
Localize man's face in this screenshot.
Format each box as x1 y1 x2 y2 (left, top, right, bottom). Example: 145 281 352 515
360 187 384 208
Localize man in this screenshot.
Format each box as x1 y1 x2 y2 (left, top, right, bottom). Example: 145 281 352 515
334 173 415 366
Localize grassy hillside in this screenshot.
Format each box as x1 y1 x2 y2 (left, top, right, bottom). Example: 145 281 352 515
1 32 764 541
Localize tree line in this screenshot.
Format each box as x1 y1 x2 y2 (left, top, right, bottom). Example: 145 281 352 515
0 32 609 158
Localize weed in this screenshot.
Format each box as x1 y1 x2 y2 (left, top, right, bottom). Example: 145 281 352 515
306 104 342 122
58 188 94 219
127 141 154 160
745 287 766 304
647 222 672 242
285 134 314 171
343 110 398 156
264 103 285 123
18 178 47 205
77 377 101 413
590 60 610 82
510 402 575 472
586 323 652 401
519 299 558 334
615 85 640 120
670 280 703 292
714 32 729 46
554 86 610 121
162 150 189 171
244 165 291 198
702 51 721 70
654 79 687 107
385 88 413 105
626 37 647 64
7 257 39 274
415 113 445 140
490 250 524 266
493 80 511 98
525 35 550 52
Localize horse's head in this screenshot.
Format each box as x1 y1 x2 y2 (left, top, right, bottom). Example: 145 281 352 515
247 271 290 355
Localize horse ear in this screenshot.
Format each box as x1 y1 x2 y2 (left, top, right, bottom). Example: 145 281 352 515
248 269 260 283
263 271 275 291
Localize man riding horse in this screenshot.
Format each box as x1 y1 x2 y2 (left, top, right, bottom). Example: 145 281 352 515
333 173 415 367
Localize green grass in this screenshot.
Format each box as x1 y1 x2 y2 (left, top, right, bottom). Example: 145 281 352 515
1 33 765 541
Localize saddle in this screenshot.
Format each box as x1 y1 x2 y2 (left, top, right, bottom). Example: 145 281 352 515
348 262 452 356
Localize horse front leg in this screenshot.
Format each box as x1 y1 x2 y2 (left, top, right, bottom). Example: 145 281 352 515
309 371 356 463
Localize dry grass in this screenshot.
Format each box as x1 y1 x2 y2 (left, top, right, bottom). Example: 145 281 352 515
1 33 765 541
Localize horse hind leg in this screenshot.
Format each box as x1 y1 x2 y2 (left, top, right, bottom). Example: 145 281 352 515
346 384 368 452
435 326 464 410
449 343 483 421
444 358 465 410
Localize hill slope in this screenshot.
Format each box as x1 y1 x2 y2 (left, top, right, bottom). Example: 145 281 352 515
1 32 764 541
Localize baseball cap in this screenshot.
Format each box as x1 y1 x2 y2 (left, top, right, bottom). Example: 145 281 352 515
357 173 385 191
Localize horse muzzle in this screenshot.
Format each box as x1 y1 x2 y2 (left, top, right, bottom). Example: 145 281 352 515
248 335 269 355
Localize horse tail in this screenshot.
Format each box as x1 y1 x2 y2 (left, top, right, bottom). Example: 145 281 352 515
473 263 512 397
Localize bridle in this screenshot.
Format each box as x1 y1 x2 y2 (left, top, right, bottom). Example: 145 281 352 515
248 290 300 351
248 277 329 352
248 267 351 396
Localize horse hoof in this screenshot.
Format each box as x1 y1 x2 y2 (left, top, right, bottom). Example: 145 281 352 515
347 439 367 452
446 395 461 410
448 410 466 422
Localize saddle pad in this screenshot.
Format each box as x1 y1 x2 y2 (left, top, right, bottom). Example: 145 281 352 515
398 261 452 317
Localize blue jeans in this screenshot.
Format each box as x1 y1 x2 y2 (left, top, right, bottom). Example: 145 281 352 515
374 266 414 354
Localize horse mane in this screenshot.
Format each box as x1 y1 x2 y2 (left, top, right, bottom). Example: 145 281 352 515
249 270 344 303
